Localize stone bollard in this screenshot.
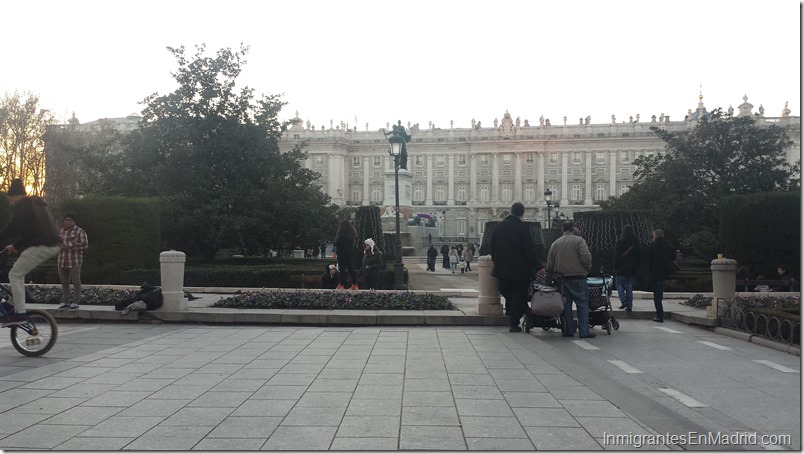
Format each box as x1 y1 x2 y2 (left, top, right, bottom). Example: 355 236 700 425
159 250 187 311
708 257 737 318
476 255 503 315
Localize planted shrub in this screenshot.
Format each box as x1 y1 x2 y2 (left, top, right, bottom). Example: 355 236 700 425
214 290 452 310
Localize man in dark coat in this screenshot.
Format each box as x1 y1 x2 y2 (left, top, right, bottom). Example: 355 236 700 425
426 245 438 272
489 202 541 332
440 244 450 269
646 229 675 323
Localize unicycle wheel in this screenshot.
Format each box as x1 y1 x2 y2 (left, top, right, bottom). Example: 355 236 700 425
10 309 58 357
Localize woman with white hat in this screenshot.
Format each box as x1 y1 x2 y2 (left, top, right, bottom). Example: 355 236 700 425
361 238 384 291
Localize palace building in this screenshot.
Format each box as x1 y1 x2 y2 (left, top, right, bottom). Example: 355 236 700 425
278 95 800 240
44 95 800 244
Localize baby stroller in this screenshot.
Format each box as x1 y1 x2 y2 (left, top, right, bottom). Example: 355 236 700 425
522 274 566 333
587 271 619 335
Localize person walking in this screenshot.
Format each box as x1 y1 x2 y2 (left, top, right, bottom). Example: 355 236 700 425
57 214 88 311
463 245 473 272
440 244 450 269
334 220 359 290
646 229 675 323
0 179 61 326
426 244 438 272
489 202 541 332
448 246 459 273
361 238 384 290
546 220 595 338
614 225 641 312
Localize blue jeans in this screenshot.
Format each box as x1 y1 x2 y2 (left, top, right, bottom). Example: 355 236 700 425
616 275 634 310
652 280 664 320
562 278 591 337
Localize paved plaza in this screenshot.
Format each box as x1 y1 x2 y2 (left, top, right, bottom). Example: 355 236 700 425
0 263 797 450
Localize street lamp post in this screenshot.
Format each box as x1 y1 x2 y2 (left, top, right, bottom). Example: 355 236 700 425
385 129 407 290
544 190 560 228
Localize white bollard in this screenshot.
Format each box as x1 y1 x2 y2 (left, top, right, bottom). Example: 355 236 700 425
708 257 737 318
159 250 187 311
476 255 503 315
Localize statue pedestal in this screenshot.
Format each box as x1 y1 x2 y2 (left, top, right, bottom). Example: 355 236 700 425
476 255 503 315
707 258 737 318
384 168 412 208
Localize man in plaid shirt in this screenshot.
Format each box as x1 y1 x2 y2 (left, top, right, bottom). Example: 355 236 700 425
58 214 88 310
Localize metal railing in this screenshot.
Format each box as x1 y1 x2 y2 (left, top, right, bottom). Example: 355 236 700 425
716 298 800 345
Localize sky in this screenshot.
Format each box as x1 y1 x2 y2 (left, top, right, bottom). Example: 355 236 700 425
2 0 801 131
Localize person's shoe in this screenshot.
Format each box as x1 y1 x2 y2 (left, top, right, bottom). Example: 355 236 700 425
349 284 359 290
562 333 574 338
618 305 626 309
653 318 664 323
2 312 28 327
335 284 344 290
68 303 79 311
579 333 597 339
625 308 632 312
57 303 71 310
509 326 523 333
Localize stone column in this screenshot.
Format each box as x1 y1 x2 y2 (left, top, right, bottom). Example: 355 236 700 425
362 158 370 205
426 155 434 205
447 155 455 205
159 250 187 311
560 152 569 205
469 154 477 203
707 258 737 317
514 152 522 200
609 151 617 197
476 255 503 315
584 152 593 205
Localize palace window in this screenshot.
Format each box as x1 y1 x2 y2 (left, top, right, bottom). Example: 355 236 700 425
458 155 467 166
373 156 381 167
571 183 582 202
479 184 490 202
315 155 324 166
549 153 558 164
619 181 631 195
350 185 361 202
436 155 445 166
503 154 512 165
480 155 488 165
596 151 606 164
620 151 630 163
524 184 535 202
435 185 446 202
595 183 606 201
352 157 361 167
501 185 513 202
371 185 382 202
457 185 467 202
572 152 582 164
525 153 534 163
456 219 467 236
413 185 424 203
546 184 558 200
415 155 424 167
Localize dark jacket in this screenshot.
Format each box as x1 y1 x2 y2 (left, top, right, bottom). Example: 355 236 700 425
321 269 340 289
489 214 540 280
334 236 356 259
647 237 675 281
614 236 641 276
427 245 438 259
362 252 384 277
0 196 60 251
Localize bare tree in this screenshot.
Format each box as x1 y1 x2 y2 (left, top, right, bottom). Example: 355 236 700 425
0 92 55 195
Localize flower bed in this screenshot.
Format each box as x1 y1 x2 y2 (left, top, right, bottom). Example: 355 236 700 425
213 291 453 311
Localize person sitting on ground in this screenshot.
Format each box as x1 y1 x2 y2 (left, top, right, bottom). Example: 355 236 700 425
321 264 340 289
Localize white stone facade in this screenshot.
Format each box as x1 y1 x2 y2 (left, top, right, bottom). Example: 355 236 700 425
280 103 800 240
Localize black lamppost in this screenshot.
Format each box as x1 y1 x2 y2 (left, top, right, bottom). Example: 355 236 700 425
385 128 407 290
544 189 560 227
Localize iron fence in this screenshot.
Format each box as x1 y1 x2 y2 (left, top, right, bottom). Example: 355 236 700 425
716 298 800 345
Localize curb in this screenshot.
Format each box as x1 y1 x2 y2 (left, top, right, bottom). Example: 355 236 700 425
711 327 801 356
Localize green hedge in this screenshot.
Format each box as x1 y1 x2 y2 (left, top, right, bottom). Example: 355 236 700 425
58 197 161 280
720 192 801 278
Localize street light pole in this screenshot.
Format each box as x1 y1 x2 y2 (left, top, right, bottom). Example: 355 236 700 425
385 128 407 290
544 189 560 228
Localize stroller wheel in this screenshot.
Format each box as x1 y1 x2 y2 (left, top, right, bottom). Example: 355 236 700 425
612 319 620 330
606 319 613 335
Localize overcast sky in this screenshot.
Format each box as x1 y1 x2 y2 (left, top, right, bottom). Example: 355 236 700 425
3 0 800 131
